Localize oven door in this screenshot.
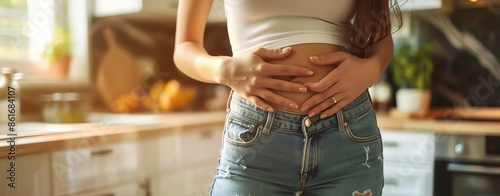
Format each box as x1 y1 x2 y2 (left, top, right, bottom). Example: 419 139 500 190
449 163 500 196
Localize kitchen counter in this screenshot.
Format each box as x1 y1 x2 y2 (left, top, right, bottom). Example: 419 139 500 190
0 111 227 158
376 113 500 136
1 111 499 157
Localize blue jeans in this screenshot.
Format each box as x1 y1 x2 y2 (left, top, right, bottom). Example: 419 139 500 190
210 90 384 196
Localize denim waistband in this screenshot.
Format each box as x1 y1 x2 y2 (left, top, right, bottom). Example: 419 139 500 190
227 90 373 135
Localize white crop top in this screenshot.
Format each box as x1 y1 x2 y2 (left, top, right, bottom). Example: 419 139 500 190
224 0 357 56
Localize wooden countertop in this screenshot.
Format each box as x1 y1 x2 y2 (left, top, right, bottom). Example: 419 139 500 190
1 111 499 158
376 113 500 136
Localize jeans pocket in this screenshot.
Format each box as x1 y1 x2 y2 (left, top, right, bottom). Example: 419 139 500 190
224 112 263 147
343 106 381 142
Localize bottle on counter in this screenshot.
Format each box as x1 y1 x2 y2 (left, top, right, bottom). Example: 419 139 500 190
0 68 23 128
370 72 392 112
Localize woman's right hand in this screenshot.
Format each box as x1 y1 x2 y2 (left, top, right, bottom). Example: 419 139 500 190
219 47 314 112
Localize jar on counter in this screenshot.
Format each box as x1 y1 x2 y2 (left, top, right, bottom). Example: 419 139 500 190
0 67 23 125
42 93 91 123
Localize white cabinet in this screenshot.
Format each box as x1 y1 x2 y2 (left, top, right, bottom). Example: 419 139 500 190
179 126 223 166
51 138 156 195
381 130 435 196
0 153 51 196
383 162 434 196
153 125 223 196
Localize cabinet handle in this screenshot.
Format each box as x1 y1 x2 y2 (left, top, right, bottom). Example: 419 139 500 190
448 163 500 176
91 149 113 156
200 129 213 139
383 141 399 147
384 177 399 186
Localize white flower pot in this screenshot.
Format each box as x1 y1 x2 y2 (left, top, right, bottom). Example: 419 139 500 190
396 89 431 113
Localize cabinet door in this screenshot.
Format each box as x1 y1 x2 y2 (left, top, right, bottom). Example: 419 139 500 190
51 139 156 195
153 161 218 196
383 161 434 196
157 132 179 173
179 125 224 166
0 153 51 196
381 130 435 164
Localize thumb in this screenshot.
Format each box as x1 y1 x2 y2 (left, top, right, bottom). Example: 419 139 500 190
309 51 350 66
253 47 292 60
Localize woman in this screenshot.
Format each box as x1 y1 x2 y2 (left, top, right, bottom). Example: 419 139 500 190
174 0 402 195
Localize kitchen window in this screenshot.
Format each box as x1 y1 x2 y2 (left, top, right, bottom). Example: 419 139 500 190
0 0 91 84
0 0 62 74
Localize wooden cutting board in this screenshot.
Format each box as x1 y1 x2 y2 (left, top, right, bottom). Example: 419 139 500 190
96 28 143 110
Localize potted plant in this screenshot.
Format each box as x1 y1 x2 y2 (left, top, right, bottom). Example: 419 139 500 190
42 26 72 77
391 42 434 114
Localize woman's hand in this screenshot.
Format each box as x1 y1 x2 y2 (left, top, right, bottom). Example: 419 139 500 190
220 47 315 112
300 51 380 118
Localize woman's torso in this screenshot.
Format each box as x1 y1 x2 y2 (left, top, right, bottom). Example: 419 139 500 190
267 43 343 113
224 0 356 113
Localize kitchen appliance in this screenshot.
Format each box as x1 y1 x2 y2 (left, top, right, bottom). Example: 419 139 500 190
434 134 500 196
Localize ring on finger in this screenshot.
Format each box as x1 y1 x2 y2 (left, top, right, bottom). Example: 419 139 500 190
331 96 338 104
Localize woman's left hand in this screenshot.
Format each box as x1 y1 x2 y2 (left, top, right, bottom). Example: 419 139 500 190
300 51 380 119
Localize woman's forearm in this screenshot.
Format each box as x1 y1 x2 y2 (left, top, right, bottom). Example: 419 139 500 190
365 34 394 84
173 42 227 84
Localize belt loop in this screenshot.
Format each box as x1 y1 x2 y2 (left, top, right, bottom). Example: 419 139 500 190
262 111 275 136
336 109 345 132
226 90 234 112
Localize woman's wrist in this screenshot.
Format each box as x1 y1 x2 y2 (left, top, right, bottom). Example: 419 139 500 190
363 57 384 85
212 56 232 86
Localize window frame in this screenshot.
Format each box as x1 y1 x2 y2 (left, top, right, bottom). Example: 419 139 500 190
1 0 91 84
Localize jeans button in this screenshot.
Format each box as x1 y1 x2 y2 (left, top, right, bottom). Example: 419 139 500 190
305 118 312 127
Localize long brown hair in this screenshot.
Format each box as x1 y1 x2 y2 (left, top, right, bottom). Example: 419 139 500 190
350 0 403 58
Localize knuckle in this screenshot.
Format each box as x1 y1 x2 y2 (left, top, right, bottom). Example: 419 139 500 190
262 94 273 102
281 67 291 74
318 93 329 101
253 64 264 73
247 86 257 92
253 47 266 54
274 81 285 89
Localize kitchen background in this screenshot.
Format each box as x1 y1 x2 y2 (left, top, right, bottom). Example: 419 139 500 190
0 0 499 196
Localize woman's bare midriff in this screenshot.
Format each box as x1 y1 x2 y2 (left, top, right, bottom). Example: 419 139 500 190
266 43 344 113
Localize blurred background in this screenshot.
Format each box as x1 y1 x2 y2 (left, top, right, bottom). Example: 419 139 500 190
0 0 499 195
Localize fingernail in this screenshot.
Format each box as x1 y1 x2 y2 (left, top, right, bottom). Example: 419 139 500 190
320 113 328 119
267 107 274 112
302 105 309 111
306 70 314 75
289 103 299 109
281 47 291 53
310 56 320 60
298 87 307 92
309 111 316 117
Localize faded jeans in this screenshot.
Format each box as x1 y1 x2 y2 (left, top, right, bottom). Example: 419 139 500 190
210 90 384 196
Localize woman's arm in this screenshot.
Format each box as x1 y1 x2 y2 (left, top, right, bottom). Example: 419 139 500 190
174 0 314 111
174 0 223 83
365 33 394 84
